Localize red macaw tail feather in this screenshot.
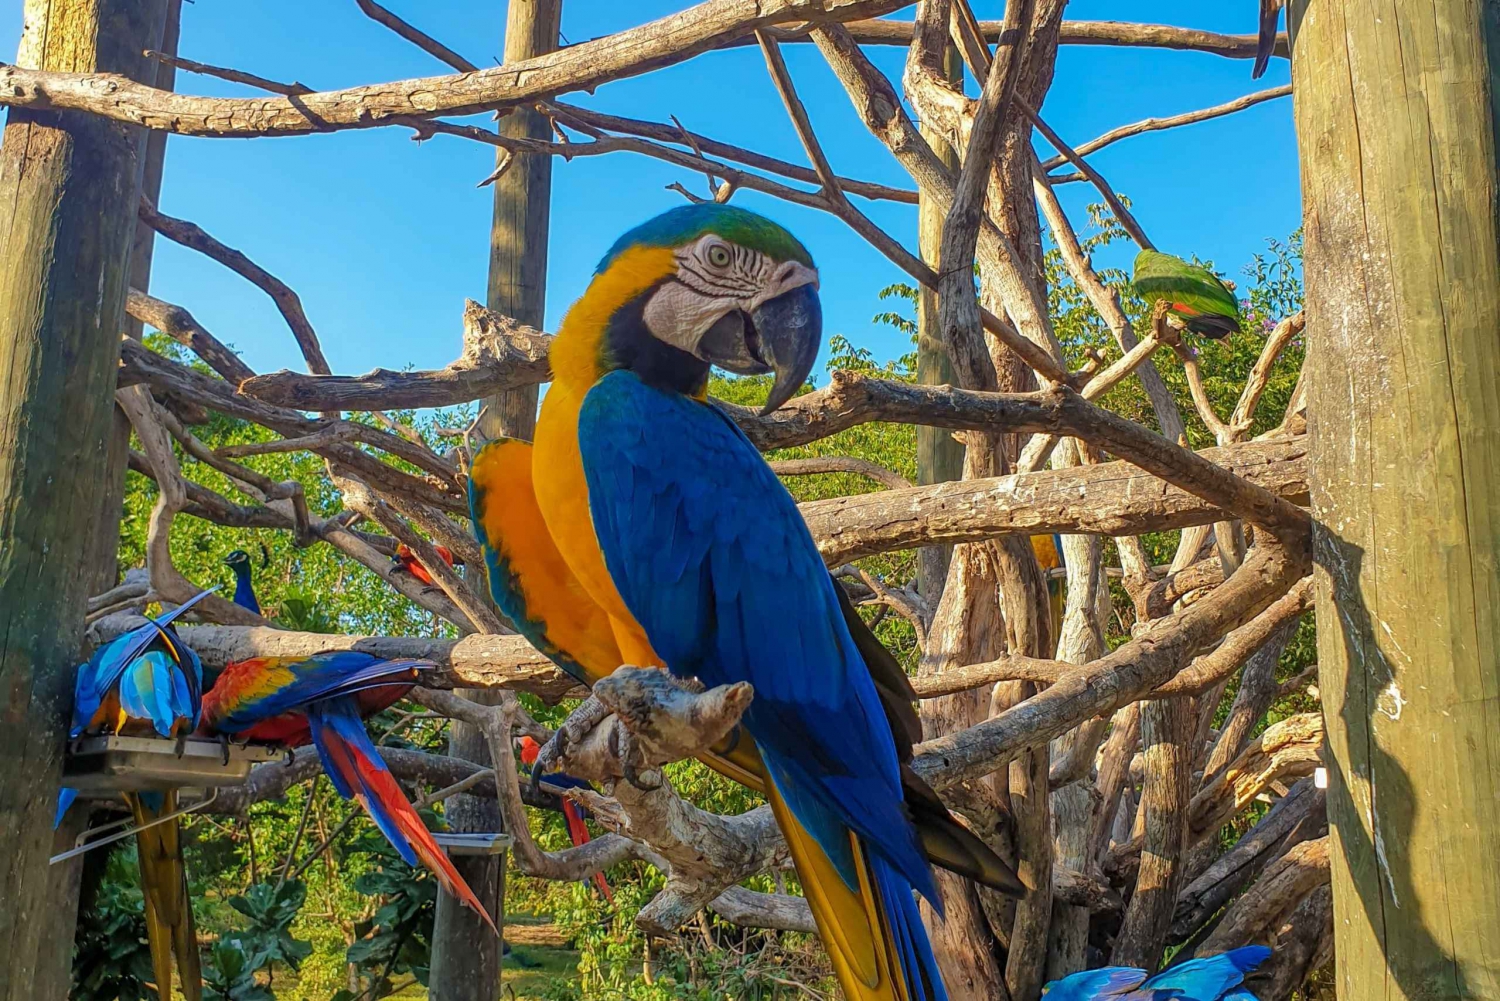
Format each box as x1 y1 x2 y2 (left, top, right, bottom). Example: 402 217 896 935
562 800 613 902
309 700 497 933
562 799 591 849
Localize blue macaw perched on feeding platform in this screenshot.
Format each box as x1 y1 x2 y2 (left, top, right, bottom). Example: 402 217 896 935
1132 250 1243 339
65 587 215 1001
466 204 1024 1001
1042 946 1271 999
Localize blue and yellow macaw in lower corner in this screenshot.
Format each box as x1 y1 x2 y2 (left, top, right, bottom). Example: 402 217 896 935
65 588 216 1001
468 204 1025 1001
1042 945 1271 999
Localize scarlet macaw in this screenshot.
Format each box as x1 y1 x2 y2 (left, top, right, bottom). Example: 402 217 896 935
517 735 613 903
1132 250 1243 339
205 560 494 929
66 588 216 1001
467 204 1022 1001
390 542 460 588
199 652 494 930
1041 945 1271 999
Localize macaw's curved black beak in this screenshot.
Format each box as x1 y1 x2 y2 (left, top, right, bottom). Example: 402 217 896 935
751 283 821 415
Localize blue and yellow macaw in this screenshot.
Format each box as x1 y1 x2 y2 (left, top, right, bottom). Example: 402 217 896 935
1032 533 1066 651
1041 945 1271 999
66 588 215 1001
468 204 1024 1001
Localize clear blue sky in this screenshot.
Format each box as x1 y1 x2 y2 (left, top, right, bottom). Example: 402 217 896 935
1 1 1297 379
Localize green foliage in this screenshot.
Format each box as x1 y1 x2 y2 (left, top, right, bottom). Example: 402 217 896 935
343 836 438 993
226 880 313 974
204 939 278 1001
70 852 155 1001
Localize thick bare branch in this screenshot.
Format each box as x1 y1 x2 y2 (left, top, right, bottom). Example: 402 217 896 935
1170 777 1326 942
87 615 583 701
1190 713 1325 839
1197 836 1331 955
239 301 552 410
0 0 920 137
125 288 253 384
768 456 912 490
1152 577 1312 697
914 536 1310 791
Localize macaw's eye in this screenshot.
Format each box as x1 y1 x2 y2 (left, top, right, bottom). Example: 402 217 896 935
707 244 732 268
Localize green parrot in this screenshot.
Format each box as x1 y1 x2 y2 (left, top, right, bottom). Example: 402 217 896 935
1132 249 1244 339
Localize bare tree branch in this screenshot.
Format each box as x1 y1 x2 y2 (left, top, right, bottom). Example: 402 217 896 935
1041 85 1293 173
125 288 254 384
0 0 922 137
140 197 332 375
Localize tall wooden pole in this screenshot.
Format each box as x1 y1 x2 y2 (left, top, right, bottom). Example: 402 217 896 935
32 7 185 996
1291 2 1500 997
914 42 965 603
0 1 170 997
430 3 560 998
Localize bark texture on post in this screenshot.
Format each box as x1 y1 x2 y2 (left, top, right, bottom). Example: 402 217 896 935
476 0 560 444
914 43 964 602
1291 1 1500 997
433 4 561 996
0 0 170 995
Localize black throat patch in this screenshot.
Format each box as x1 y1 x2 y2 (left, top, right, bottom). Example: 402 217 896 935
603 283 712 396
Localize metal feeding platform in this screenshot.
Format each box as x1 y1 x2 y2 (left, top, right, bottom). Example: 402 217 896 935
52 737 284 866
431 832 513 857
63 735 283 793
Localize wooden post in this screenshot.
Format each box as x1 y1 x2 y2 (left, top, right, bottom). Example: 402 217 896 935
1290 2 1500 997
914 42 965 603
430 3 560 998
0 0 170 996
476 0 560 444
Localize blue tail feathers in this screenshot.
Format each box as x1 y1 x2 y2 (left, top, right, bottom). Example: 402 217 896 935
870 852 947 1001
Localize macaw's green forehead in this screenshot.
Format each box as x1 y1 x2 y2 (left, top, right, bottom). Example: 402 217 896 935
596 204 814 273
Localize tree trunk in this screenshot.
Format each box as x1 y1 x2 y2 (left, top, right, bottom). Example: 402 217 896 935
0 0 170 996
1290 1 1500 997
432 4 561 997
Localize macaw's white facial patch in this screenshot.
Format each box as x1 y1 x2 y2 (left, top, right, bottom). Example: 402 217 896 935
641 235 820 366
641 280 736 356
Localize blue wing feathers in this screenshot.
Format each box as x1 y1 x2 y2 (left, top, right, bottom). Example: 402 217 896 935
871 852 946 1000
71 590 216 736
578 372 932 904
1140 946 1271 999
